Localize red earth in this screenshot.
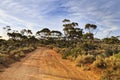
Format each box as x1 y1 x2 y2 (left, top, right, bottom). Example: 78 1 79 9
0 47 99 80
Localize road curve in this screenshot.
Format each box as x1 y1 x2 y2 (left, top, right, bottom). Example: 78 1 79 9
0 47 98 80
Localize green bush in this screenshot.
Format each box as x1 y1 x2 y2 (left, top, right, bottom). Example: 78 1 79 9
104 56 120 70
19 51 25 57
14 54 20 61
75 54 95 66
80 42 96 51
92 56 107 69
115 53 120 59
93 56 120 74
46 45 54 49
0 53 10 66
62 48 71 59
61 46 87 59
0 53 8 63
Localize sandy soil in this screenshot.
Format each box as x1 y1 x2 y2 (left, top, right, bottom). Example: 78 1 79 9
0 47 98 80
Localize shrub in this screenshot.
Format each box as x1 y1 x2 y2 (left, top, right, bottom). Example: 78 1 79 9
22 47 35 53
75 54 95 67
92 56 107 69
0 53 8 63
104 56 120 70
100 70 113 80
0 53 10 66
115 53 120 59
46 45 54 49
9 50 19 56
100 70 120 80
105 49 113 56
61 46 88 59
80 42 96 51
62 48 71 59
93 56 120 69
14 54 20 61
19 51 25 57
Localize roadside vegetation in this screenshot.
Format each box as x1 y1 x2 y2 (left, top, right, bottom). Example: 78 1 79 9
0 19 120 80
36 19 120 80
0 26 37 70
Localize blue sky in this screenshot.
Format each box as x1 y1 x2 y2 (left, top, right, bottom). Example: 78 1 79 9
0 0 120 39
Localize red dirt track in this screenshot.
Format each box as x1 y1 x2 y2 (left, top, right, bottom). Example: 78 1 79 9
0 47 98 80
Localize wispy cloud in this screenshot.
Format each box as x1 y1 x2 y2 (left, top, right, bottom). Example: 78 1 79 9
0 0 120 39
60 0 120 38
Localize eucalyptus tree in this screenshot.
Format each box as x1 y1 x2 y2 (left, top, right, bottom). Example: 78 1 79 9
50 30 62 40
62 19 79 40
27 29 33 35
36 31 41 39
3 26 12 39
75 28 83 40
85 23 97 39
36 31 41 36
85 24 97 33
102 36 120 44
62 19 70 22
7 33 15 40
55 31 62 39
7 33 13 39
20 29 27 36
20 29 32 38
83 33 94 40
3 26 11 33
0 36 1 39
39 28 51 39
14 32 22 40
28 35 38 46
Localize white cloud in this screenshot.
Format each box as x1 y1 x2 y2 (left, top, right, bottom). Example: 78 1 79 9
0 8 38 39
0 0 120 39
61 0 120 38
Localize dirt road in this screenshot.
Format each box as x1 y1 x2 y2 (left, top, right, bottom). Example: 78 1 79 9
0 47 98 80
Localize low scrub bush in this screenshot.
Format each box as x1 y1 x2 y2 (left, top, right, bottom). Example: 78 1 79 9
14 54 20 61
62 48 71 59
93 56 120 70
22 47 35 53
0 53 8 64
92 56 107 69
115 53 120 59
79 42 96 51
46 45 54 49
62 47 87 59
93 56 120 80
100 70 120 80
19 51 25 57
104 56 120 70
0 53 12 66
75 54 95 67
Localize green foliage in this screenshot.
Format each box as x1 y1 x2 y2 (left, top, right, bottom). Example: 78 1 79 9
100 70 120 80
83 33 94 39
0 53 8 64
102 36 120 44
62 48 72 59
92 56 120 69
93 56 107 69
79 42 96 51
62 19 83 41
75 54 95 66
0 20 120 79
19 51 25 57
115 53 120 59
0 36 36 67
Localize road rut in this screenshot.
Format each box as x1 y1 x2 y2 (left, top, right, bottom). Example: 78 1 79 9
0 47 98 80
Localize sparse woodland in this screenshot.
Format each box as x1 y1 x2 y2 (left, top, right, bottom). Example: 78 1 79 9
0 19 120 80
